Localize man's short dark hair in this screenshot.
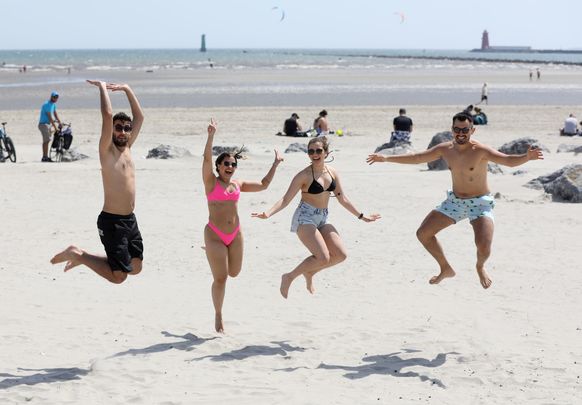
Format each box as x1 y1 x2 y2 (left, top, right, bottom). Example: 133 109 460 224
319 109 328 117
113 112 132 123
399 108 406 115
452 112 473 124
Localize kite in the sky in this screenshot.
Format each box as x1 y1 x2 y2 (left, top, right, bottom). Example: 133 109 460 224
272 6 285 22
394 12 405 24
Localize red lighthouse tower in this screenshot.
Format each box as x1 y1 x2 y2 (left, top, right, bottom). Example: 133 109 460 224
481 30 490 50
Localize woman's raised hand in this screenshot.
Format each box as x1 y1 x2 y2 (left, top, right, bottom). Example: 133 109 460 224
208 118 217 136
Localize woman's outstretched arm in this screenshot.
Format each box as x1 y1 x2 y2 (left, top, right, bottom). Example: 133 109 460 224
240 150 284 192
252 171 304 219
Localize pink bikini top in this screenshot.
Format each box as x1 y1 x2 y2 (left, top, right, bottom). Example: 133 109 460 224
206 180 240 202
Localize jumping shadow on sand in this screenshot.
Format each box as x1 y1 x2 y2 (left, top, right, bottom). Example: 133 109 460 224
0 331 216 389
0 367 90 389
188 341 306 362
110 331 217 359
316 349 456 388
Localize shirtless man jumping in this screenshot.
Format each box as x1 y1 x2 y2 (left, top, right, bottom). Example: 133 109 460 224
51 81 145 284
367 111 543 289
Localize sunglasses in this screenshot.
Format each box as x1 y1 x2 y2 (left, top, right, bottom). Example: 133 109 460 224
452 126 472 134
114 124 133 133
222 161 238 168
307 148 324 155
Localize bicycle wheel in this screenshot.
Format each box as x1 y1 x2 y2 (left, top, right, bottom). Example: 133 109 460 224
55 137 64 162
4 136 16 162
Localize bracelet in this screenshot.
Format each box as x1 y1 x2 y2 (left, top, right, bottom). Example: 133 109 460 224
358 213 364 220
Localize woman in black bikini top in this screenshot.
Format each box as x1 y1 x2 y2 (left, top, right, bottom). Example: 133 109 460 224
253 136 380 299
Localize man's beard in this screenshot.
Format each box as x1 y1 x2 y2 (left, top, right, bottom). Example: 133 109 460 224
112 135 128 147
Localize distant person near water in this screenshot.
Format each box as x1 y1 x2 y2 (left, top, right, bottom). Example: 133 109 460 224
203 119 283 332
367 111 543 289
38 91 62 162
391 108 413 142
536 68 541 80
51 81 145 285
560 113 579 136
253 136 380 298
480 83 488 105
313 109 329 136
529 70 533 81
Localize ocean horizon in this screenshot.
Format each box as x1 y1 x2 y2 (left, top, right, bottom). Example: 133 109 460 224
2 48 582 73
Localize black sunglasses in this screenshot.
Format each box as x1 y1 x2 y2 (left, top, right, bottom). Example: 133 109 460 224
114 124 133 133
452 126 472 134
307 148 324 155
223 161 238 168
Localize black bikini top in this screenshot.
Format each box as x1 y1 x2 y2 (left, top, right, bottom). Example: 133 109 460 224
307 166 336 194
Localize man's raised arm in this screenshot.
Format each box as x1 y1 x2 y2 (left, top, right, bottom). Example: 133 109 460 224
107 83 144 147
87 80 113 154
367 144 444 165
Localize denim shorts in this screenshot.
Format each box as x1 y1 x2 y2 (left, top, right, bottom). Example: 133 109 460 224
435 190 495 223
290 201 328 232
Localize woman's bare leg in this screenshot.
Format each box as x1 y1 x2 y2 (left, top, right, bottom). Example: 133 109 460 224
303 224 348 294
204 227 229 333
280 225 329 298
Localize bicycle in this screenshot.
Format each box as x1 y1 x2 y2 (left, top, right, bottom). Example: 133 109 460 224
50 123 73 162
0 121 17 163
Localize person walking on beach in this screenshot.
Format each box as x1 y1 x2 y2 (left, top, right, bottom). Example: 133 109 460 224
51 81 145 284
536 68 541 80
38 91 62 162
203 119 283 333
313 110 329 136
253 136 380 298
366 112 543 289
391 108 413 142
480 83 488 105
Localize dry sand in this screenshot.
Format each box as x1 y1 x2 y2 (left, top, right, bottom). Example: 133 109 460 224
1 94 582 403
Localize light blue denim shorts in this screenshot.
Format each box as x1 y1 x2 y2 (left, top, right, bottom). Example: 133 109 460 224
435 190 495 223
290 201 328 232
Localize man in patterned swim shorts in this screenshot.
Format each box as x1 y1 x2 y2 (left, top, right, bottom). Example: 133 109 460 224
367 112 543 289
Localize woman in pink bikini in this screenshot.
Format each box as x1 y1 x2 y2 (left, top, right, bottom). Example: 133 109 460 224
203 119 283 333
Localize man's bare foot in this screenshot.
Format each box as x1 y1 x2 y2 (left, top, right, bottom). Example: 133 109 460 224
304 273 315 294
477 267 492 289
280 273 294 299
50 246 83 272
429 267 456 285
215 313 224 333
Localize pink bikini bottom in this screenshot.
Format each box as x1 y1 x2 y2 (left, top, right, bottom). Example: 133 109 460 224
207 222 240 246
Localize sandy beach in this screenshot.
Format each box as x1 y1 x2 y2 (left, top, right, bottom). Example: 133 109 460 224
1 65 582 404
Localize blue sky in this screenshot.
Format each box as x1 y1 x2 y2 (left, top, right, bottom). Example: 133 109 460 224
2 0 581 50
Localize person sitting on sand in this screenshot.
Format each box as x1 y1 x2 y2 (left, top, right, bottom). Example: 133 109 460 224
203 119 283 333
313 110 329 136
252 136 380 298
367 111 543 289
283 113 303 137
560 113 579 136
51 81 145 284
391 107 413 142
